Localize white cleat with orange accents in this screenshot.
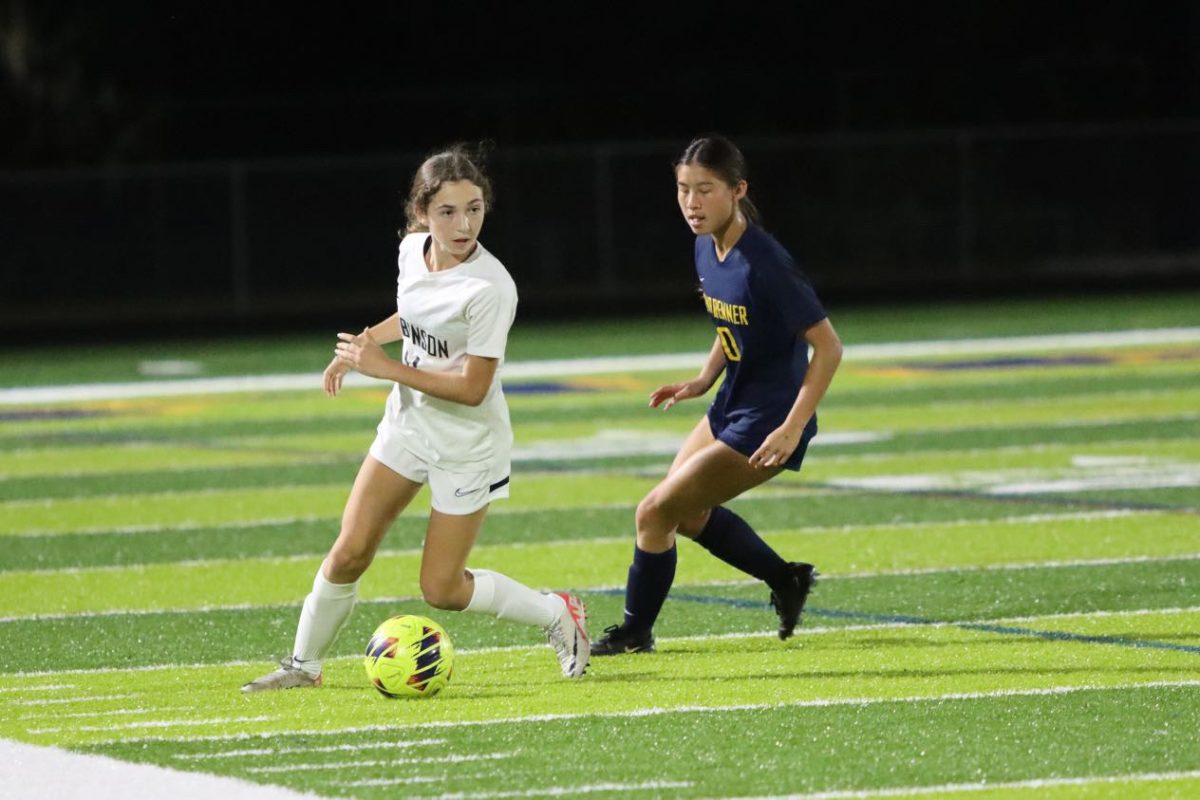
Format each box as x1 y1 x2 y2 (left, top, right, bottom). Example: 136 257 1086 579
544 592 590 678
241 657 323 693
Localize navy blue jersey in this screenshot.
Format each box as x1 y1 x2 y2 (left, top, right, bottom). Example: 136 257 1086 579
696 225 827 470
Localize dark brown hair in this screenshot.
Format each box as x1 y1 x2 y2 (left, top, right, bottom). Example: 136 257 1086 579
676 135 761 225
403 143 494 234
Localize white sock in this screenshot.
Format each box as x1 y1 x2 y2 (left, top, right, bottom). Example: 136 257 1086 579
292 568 357 676
464 568 561 627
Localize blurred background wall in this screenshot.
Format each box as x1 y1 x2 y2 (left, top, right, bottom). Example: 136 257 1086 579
1 2 1197 338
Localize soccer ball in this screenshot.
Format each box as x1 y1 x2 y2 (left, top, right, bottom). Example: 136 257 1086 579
363 614 455 698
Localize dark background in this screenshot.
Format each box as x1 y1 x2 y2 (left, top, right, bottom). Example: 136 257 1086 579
2 2 1198 338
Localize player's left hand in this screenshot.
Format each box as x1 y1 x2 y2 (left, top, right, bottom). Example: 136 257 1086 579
335 327 391 379
749 426 800 469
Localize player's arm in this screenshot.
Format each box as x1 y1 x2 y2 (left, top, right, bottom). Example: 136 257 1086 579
376 353 497 407
323 314 403 397
334 328 497 407
749 318 843 468
362 312 402 345
695 333 728 388
649 334 726 410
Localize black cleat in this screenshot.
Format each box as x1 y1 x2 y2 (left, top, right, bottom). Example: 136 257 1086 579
591 624 656 656
769 562 818 640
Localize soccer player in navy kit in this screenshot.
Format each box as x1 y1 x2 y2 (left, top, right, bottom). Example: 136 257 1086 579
593 135 843 655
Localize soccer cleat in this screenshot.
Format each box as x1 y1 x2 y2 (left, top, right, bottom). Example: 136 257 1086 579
544 592 590 678
591 624 656 656
769 562 818 640
240 657 323 693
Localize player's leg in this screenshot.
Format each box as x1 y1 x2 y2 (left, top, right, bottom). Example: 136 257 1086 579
242 456 422 692
594 416 714 654
421 470 589 678
657 443 816 640
598 426 814 654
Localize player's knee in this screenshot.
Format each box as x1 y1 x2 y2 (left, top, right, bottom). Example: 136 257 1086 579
420 576 468 611
325 542 373 582
676 508 712 539
636 493 682 551
635 493 668 532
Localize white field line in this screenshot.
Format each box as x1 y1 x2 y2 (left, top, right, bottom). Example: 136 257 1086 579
0 684 75 693
0 497 676 538
245 750 519 773
987 469 1200 494
5 550 1199 626
807 433 1200 466
11 606 1171 681
10 555 1200 626
391 605 1200 661
8 605 1198 682
172 737 449 761
987 605 1200 625
339 776 442 787
716 769 1200 800
18 706 192 721
87 679 1200 748
0 473 850 517
12 693 138 706
826 463 1200 495
438 606 1200 658
417 781 696 799
0 507 1162 582
3 434 1196 525
510 429 888 462
0 514 338 539
827 553 1200 580
1 428 1191 486
7 424 1196 501
28 715 275 735
0 431 878 484
0 738 322 800
4 327 1198 406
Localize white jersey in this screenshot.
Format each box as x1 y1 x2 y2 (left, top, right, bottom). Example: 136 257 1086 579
381 233 517 469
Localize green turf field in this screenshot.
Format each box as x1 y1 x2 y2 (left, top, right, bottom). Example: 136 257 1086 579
1 293 1198 798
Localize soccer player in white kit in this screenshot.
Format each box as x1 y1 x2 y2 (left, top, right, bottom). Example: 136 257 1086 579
242 145 589 691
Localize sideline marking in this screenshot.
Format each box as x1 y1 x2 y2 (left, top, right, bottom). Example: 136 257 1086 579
658 592 1200 656
90 680 1200 745
407 781 696 798
0 507 1161 581
339 776 442 787
245 751 519 773
12 694 138 706
28 715 275 735
17 706 191 721
0 738 318 800
5 608 1196 680
721 769 1200 799
4 327 1198 405
172 737 448 760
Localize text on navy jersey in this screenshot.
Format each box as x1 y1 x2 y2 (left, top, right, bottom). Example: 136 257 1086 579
702 294 749 326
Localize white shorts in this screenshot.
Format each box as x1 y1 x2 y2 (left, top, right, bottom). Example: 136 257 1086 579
368 426 510 516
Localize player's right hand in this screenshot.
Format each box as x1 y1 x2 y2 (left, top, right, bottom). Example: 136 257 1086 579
648 379 708 411
323 356 350 397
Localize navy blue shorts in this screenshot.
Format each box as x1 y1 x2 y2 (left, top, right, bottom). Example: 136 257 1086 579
707 406 813 472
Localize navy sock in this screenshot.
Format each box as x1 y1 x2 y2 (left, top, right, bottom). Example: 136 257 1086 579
694 506 791 589
622 544 677 634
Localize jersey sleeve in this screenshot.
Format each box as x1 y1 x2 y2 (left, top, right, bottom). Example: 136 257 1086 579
757 253 827 334
396 233 425 277
465 282 517 359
